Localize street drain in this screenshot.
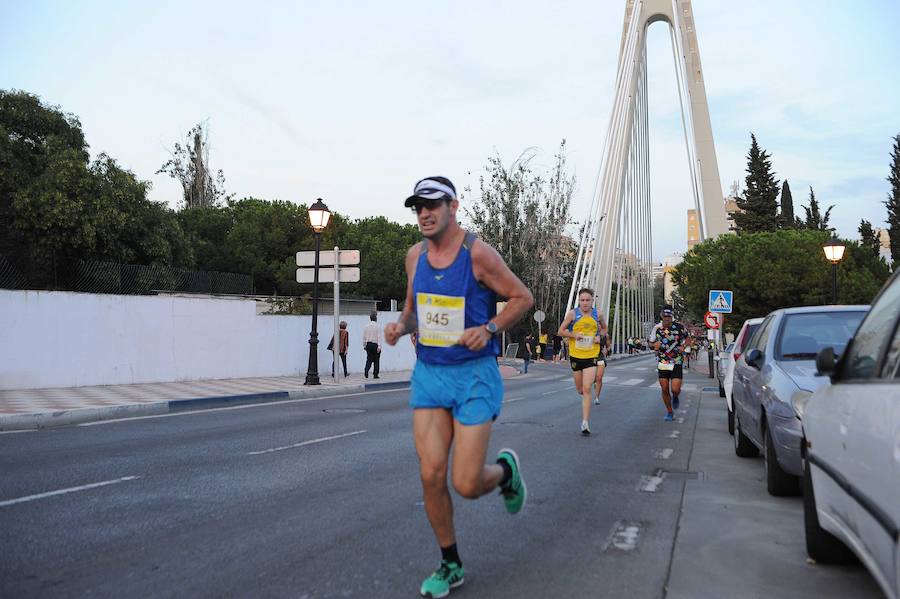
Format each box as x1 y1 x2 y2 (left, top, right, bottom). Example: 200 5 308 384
500 421 554 428
663 470 704 481
323 408 367 414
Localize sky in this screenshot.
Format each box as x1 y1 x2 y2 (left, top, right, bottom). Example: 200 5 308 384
2 0 899 260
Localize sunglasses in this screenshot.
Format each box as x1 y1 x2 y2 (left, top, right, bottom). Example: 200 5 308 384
411 199 449 214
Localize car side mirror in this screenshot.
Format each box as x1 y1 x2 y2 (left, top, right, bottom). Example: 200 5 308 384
745 348 763 369
816 347 837 376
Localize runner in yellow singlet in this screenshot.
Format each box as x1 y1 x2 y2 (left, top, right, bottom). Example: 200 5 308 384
558 288 604 436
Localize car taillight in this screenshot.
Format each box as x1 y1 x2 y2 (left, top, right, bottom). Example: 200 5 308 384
734 352 741 361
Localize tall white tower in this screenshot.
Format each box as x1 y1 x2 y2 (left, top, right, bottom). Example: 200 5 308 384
569 0 728 344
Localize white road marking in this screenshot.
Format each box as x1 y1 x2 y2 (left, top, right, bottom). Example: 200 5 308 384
677 417 685 423
647 383 659 388
603 376 618 382
247 430 366 455
655 448 674 460
0 476 140 508
541 390 561 396
638 473 664 492
668 430 681 439
503 396 527 404
622 379 643 386
608 521 642 551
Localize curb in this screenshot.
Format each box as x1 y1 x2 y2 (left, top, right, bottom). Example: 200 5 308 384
0 381 411 432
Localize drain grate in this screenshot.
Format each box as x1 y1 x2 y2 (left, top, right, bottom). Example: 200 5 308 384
322 408 366 414
663 470 704 481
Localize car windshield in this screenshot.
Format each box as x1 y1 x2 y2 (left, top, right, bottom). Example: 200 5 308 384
725 343 734 353
775 311 867 360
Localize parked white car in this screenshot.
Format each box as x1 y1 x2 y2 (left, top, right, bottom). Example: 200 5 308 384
796 270 900 599
723 317 764 435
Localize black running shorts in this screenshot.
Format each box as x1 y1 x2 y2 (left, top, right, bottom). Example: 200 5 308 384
570 357 598 372
657 364 684 379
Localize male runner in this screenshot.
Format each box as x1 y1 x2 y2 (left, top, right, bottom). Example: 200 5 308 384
593 331 611 405
384 176 533 599
557 288 605 435
648 306 690 421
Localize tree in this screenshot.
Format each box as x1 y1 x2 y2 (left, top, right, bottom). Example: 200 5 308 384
731 134 780 233
801 187 834 231
463 140 576 338
671 230 888 334
779 180 796 229
886 134 900 264
858 219 880 259
341 216 421 308
158 122 228 209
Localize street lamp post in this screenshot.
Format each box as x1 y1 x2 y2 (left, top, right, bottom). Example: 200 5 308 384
304 198 332 386
822 237 846 305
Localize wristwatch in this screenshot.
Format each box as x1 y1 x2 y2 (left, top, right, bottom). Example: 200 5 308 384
484 321 498 335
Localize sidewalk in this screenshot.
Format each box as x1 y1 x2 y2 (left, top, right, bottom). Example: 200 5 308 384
0 370 414 432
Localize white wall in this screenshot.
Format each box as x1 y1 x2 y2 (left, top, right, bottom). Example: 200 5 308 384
0 290 415 390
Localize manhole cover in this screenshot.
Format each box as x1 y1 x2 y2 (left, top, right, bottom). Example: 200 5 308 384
663 470 704 481
322 408 366 414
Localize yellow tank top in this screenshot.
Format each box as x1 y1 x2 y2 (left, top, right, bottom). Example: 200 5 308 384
568 311 600 359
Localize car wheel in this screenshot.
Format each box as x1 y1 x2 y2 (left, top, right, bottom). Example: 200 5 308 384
803 457 854 564
733 408 759 457
764 425 800 496
727 405 735 436
719 383 726 398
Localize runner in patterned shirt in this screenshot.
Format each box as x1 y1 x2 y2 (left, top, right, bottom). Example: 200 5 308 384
648 305 691 421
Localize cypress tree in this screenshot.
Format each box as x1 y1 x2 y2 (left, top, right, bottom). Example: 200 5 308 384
779 180 795 229
885 134 900 264
732 133 780 233
858 219 880 258
802 187 834 231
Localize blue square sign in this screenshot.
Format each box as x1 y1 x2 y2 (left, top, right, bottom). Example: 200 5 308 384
708 290 733 313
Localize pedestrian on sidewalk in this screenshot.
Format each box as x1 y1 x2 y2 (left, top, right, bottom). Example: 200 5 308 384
523 332 535 373
328 321 349 378
384 175 532 598
363 311 381 379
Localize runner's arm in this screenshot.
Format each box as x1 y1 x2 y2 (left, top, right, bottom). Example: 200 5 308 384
557 311 576 339
458 240 533 350
384 245 418 346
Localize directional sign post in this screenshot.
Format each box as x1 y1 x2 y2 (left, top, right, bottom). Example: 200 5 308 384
296 248 361 384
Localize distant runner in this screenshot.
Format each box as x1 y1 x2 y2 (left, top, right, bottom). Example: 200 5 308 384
558 288 606 435
384 176 533 598
649 305 690 421
593 331 611 405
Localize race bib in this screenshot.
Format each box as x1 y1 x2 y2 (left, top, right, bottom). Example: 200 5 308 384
658 361 675 371
575 334 594 350
416 292 465 347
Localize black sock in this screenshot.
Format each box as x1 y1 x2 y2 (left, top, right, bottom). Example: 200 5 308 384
497 459 513 489
441 543 461 566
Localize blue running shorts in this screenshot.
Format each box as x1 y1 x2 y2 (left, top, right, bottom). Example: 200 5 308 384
409 355 503 425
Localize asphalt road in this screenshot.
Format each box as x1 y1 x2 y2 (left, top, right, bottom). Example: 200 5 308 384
0 357 882 598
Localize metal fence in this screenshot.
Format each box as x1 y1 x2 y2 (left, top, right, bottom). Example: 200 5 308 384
0 253 253 296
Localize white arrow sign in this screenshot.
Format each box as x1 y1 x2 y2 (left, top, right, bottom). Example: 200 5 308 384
296 249 360 267
296 267 360 284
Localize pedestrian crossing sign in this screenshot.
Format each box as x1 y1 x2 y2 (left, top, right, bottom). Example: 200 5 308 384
708 290 733 313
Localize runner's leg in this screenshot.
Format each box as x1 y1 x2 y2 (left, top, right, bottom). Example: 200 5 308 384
658 377 673 413
594 362 605 403
450 420 503 499
413 408 457 547
581 365 596 423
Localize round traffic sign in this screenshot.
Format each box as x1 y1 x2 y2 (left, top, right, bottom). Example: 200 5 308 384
533 310 546 323
704 311 719 329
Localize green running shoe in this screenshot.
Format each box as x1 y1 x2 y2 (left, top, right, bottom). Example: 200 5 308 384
497 448 527 514
420 560 464 598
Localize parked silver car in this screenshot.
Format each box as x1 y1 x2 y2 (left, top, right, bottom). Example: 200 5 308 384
731 305 868 496
797 271 900 599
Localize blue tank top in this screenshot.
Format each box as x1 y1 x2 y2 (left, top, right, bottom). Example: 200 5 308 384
413 231 498 365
